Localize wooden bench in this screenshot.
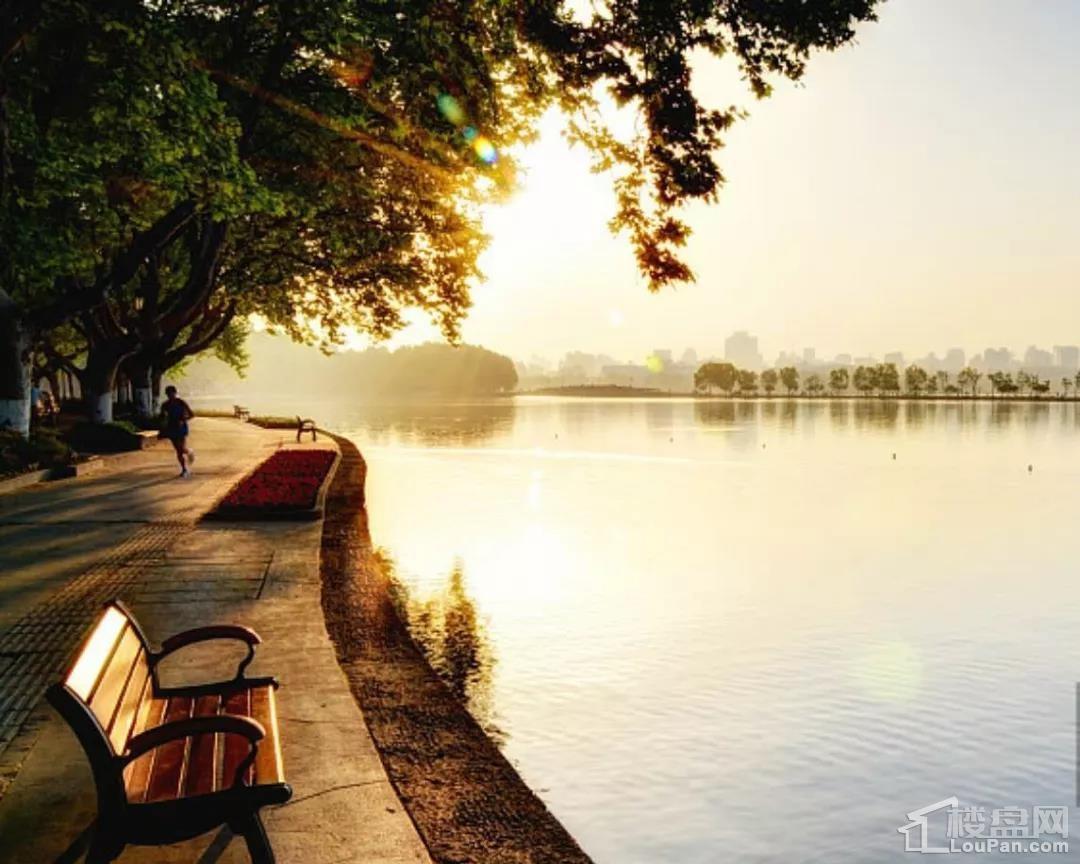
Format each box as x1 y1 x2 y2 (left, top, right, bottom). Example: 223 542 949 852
233 404 251 421
296 415 316 442
47 601 291 863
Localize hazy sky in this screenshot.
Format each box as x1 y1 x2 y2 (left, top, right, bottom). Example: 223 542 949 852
394 0 1080 365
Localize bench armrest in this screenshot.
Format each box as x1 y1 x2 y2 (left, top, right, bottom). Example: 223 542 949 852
123 714 266 763
154 625 262 679
155 675 279 701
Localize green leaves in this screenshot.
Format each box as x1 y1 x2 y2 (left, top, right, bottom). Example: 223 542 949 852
1 1 253 311
3 0 884 372
524 0 880 289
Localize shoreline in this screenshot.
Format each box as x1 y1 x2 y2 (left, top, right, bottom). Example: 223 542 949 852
521 385 1080 401
318 432 593 864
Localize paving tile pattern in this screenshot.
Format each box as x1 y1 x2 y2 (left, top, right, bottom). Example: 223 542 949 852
0 523 189 755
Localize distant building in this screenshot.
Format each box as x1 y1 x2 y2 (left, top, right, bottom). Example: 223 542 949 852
982 347 1012 370
833 353 853 366
943 348 965 371
1023 345 1053 368
680 348 699 367
802 347 816 365
652 349 674 369
884 351 904 367
854 355 876 366
724 331 764 370
558 351 616 382
601 360 693 392
601 363 650 387
1054 345 1079 369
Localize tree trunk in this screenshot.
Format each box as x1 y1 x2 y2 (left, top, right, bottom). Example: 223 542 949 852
151 368 163 414
62 368 78 401
80 347 125 424
128 358 155 419
0 291 32 436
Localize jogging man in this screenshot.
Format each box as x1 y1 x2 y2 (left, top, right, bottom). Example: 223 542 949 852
161 385 195 477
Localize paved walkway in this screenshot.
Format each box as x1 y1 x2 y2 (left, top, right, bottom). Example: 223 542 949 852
0 419 431 863
0 419 277 631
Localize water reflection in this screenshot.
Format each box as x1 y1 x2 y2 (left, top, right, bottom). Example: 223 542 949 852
689 397 1056 436
902 400 933 429
643 400 676 433
779 399 798 429
353 401 514 445
385 552 501 741
829 399 850 429
350 397 1080 864
988 399 1052 432
693 401 736 427
852 397 899 430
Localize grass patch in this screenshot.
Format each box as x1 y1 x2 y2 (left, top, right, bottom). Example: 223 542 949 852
0 428 75 478
248 415 301 429
68 421 144 453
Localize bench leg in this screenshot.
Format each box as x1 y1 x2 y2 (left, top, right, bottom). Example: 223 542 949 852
235 811 275 864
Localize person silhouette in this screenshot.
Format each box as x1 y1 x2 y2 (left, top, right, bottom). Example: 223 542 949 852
161 385 195 477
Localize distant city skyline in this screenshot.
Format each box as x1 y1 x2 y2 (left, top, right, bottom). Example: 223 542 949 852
516 335 1080 374
513 333 1080 395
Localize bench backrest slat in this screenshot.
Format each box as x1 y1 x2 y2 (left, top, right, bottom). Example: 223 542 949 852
62 604 153 756
109 660 152 753
66 606 127 701
89 626 143 735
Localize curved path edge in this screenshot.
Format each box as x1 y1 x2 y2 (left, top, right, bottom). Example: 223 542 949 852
319 433 594 864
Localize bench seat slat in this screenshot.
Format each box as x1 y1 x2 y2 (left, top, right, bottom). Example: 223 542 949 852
145 696 193 803
185 695 222 797
221 689 252 787
124 696 166 801
251 686 285 785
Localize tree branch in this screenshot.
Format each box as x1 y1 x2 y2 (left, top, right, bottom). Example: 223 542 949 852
162 302 237 369
159 219 227 331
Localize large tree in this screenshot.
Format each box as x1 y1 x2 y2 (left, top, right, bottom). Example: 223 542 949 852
2 0 881 432
0 0 258 426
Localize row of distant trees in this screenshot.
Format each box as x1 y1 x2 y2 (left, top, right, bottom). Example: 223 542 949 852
693 362 1080 398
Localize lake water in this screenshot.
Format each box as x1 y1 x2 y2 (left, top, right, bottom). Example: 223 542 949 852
333 397 1080 863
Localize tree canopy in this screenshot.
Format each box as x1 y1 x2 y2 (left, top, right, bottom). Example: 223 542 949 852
0 0 882 430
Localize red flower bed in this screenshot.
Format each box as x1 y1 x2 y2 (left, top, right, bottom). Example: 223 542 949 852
218 449 336 513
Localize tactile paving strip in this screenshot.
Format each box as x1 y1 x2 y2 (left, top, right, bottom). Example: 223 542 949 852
0 523 190 755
